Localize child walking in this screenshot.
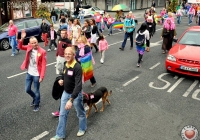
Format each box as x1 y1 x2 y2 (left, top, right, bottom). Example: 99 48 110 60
48 25 57 52
97 34 108 64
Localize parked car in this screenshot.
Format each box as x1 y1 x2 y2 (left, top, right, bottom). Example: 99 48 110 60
165 26 200 77
0 17 50 50
89 7 104 15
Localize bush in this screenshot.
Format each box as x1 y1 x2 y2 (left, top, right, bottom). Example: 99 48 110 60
167 0 178 13
35 4 52 23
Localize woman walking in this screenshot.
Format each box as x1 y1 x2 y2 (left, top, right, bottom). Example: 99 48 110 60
81 19 92 42
135 23 150 67
161 18 176 54
72 19 81 47
89 19 99 52
76 35 97 87
188 5 195 25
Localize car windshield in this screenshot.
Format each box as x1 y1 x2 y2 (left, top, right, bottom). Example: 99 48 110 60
179 31 200 46
0 22 9 31
93 7 101 10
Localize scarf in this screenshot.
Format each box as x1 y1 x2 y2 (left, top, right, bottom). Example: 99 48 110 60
78 43 85 56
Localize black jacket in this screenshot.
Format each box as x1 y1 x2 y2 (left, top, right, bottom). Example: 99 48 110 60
52 75 64 100
91 25 98 34
48 30 57 40
82 26 91 39
41 23 49 33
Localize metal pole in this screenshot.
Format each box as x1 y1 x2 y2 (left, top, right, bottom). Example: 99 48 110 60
69 0 71 17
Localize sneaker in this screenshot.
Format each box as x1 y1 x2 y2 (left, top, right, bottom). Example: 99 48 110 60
100 59 104 64
30 100 35 107
11 54 15 56
91 83 96 88
33 105 40 112
108 33 110 36
52 111 60 117
119 47 124 51
54 48 57 51
50 136 64 140
137 63 140 67
77 130 86 137
47 49 51 52
17 49 20 53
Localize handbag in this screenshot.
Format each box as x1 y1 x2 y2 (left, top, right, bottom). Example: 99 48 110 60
146 47 150 52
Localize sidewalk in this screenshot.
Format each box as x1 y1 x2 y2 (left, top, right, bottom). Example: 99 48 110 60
53 7 163 31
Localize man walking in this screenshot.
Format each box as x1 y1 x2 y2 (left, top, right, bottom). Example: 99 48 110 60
8 20 19 56
120 14 136 51
50 47 87 140
18 30 47 112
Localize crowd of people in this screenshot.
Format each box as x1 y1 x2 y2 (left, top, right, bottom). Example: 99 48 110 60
6 2 200 139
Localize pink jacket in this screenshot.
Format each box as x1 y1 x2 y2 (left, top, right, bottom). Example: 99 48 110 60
99 39 108 51
95 14 102 23
18 40 47 79
107 17 114 25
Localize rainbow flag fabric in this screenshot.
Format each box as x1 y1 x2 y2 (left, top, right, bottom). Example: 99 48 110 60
112 22 124 29
79 52 94 82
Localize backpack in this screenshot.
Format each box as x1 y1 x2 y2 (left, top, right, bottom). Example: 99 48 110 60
136 33 145 46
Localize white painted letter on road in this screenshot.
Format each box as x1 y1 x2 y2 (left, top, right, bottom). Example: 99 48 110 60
149 73 171 89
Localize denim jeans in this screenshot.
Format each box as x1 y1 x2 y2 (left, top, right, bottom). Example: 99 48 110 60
96 22 102 33
103 21 108 30
121 31 134 48
9 36 18 55
25 73 40 105
79 15 84 25
108 24 113 34
177 16 181 24
56 91 87 138
198 17 200 26
51 16 56 24
188 14 193 24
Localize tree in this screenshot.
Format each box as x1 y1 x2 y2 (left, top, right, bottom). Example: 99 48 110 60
167 0 179 13
35 4 52 23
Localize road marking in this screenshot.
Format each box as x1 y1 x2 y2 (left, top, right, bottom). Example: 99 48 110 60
174 76 178 79
123 76 139 87
167 78 185 93
30 131 49 140
192 89 200 101
149 73 171 89
183 80 199 97
150 40 162 48
149 62 160 70
7 62 57 79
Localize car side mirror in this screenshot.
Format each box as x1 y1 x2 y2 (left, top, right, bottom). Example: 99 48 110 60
173 38 178 42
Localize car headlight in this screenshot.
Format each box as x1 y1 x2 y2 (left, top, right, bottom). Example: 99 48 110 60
167 55 176 62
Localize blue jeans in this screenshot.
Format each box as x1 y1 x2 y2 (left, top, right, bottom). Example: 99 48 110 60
122 31 134 48
198 17 200 26
79 15 84 25
96 22 102 33
51 16 56 24
103 21 108 30
25 73 40 105
56 91 87 138
177 16 181 24
188 14 193 24
108 24 113 34
9 35 18 55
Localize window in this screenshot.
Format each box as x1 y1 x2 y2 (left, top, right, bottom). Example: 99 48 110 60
17 22 25 30
179 31 200 46
26 20 37 28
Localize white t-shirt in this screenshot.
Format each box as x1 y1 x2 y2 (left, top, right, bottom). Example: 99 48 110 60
28 49 39 76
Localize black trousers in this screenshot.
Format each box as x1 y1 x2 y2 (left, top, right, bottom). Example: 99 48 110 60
49 39 57 49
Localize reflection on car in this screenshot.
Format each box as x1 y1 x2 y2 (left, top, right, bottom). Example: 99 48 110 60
166 26 200 77
0 17 50 50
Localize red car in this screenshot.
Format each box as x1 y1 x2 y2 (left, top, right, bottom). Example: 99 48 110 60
165 26 200 77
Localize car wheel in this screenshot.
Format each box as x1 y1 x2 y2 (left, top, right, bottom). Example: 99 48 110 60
0 39 10 50
166 69 171 73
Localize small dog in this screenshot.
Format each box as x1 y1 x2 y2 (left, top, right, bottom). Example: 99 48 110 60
83 87 112 118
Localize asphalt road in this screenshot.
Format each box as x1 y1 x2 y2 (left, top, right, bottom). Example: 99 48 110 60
1 15 200 140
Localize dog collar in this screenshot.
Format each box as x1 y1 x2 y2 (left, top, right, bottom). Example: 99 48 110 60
82 92 89 100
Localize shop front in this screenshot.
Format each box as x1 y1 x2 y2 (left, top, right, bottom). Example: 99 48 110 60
0 0 39 26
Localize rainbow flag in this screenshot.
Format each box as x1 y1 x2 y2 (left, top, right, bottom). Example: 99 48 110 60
79 52 94 82
112 22 124 29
